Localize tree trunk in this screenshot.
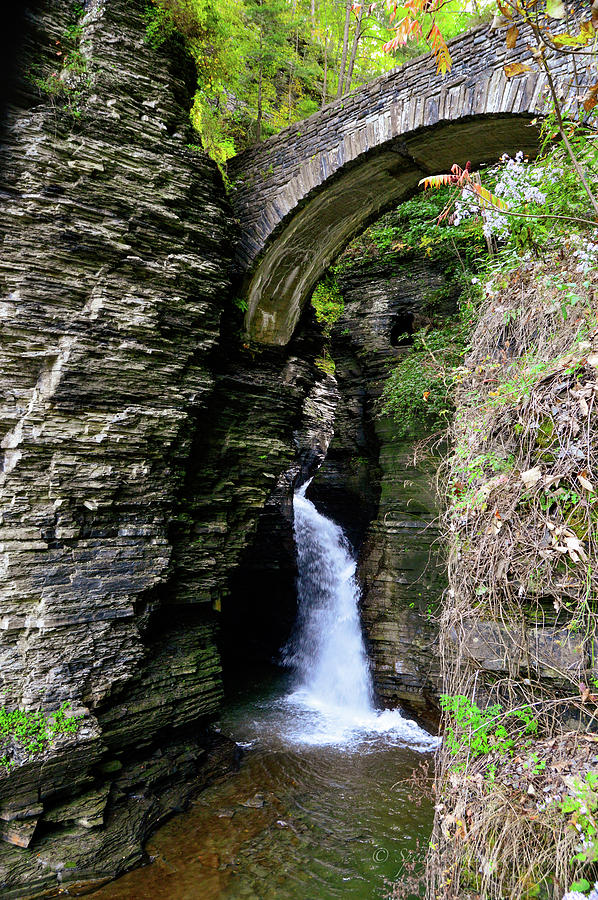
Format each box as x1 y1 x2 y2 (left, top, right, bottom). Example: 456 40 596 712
288 27 299 123
343 5 362 95
336 0 351 99
256 33 263 142
322 33 329 106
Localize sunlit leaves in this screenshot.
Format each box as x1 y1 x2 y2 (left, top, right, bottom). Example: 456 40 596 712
551 20 595 46
427 20 452 73
419 163 510 217
470 183 509 212
420 172 460 188
381 0 454 72
382 15 422 51
419 162 472 189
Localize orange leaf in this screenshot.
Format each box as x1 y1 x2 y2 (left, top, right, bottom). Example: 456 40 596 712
497 0 513 16
583 83 598 113
402 0 428 11
382 34 398 51
426 21 451 74
419 173 455 188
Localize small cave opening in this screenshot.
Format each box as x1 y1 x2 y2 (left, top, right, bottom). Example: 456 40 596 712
389 311 414 347
219 500 299 688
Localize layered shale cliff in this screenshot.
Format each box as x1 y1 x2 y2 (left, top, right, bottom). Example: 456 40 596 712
307 253 453 724
0 1 457 893
0 0 329 893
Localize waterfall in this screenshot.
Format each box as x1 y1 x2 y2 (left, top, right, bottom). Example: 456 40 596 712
282 481 440 749
283 481 374 714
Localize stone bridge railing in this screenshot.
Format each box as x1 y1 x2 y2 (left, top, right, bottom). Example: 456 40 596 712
229 22 591 345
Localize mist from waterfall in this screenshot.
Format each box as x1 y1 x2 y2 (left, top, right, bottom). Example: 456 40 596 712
281 480 439 750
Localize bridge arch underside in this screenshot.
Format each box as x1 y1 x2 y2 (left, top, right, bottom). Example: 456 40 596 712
243 113 542 346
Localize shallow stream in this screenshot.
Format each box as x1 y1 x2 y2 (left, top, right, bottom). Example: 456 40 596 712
96 670 436 899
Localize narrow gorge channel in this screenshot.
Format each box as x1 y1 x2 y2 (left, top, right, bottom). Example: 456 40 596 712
94 482 438 899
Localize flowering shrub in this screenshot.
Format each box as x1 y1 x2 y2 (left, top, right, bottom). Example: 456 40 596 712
562 883 598 900
572 232 598 274
453 151 553 241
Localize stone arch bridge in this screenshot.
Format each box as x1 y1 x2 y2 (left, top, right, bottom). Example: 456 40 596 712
229 22 588 345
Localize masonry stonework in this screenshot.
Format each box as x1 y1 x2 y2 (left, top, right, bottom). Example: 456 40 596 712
229 23 588 345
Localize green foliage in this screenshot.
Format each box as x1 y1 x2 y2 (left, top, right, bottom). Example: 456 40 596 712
338 186 487 274
381 318 469 439
314 352 336 375
440 694 538 761
146 0 481 164
311 275 344 338
0 702 83 771
570 879 592 893
561 771 598 865
450 449 515 512
29 0 89 117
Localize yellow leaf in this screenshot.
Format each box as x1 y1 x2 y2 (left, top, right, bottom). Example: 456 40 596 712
419 173 454 188
470 183 510 212
504 62 532 78
552 21 595 46
506 24 519 48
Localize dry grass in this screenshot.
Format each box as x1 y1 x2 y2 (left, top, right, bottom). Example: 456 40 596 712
428 253 598 899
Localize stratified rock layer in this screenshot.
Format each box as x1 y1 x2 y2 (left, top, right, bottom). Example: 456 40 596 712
0 1 332 890
0 0 300 892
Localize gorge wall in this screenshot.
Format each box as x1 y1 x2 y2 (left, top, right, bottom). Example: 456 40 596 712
0 0 449 894
0 0 332 894
307 250 451 724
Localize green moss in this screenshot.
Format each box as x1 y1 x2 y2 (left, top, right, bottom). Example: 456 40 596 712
381 319 469 439
314 353 336 376
536 416 555 449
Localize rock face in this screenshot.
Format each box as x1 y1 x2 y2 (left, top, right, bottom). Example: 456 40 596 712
0 0 328 893
0 0 466 892
308 256 453 723
1 0 227 723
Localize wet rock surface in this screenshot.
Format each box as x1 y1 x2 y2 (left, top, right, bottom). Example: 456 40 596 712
308 257 452 722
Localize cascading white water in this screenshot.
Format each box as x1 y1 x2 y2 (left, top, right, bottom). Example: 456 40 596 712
283 480 374 715
281 480 440 750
